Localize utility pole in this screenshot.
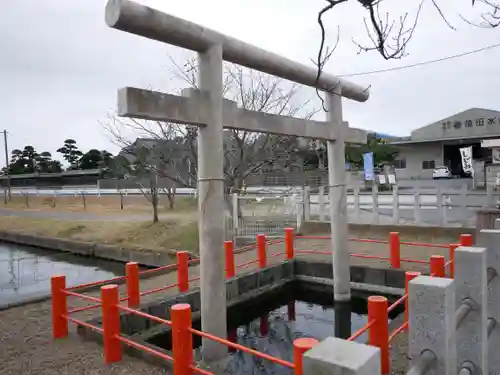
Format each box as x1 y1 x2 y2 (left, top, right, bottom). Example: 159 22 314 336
3 130 11 202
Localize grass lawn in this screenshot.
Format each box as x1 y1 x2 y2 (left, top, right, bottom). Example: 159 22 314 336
0 216 200 252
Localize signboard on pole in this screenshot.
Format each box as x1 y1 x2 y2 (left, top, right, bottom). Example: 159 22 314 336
363 152 374 181
459 146 474 176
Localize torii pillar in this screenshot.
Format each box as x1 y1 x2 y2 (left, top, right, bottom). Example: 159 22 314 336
105 0 369 362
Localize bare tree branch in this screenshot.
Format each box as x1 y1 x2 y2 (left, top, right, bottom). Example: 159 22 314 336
461 0 500 28
103 56 319 206
352 0 424 60
313 0 499 91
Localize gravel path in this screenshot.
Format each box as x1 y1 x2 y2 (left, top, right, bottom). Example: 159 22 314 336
0 235 453 374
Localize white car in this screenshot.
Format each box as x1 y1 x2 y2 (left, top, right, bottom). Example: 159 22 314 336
432 166 452 179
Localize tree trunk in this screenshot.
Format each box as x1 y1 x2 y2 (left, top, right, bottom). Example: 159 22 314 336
166 186 176 209
151 176 159 223
152 188 159 223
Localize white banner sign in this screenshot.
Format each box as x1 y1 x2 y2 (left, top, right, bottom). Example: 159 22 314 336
459 146 474 175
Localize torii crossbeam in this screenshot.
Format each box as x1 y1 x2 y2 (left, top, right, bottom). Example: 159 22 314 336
105 0 370 362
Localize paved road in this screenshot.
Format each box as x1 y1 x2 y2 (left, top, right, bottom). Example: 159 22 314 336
391 178 474 191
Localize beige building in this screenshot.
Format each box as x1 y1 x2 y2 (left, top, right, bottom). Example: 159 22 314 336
390 108 500 179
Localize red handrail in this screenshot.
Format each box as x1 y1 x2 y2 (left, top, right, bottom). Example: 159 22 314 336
52 229 466 375
389 321 408 342
188 326 295 369
118 305 172 326
116 335 174 361
63 290 101 303
347 319 375 341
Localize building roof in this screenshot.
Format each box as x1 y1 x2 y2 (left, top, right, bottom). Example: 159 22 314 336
389 108 500 145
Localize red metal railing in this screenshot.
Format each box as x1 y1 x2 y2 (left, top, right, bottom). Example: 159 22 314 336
52 279 317 375
342 233 473 375
51 229 473 375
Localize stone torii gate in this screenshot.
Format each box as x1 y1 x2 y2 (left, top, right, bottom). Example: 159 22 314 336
105 0 370 362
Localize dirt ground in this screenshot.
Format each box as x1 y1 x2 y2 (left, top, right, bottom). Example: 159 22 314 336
3 195 197 216
0 235 455 375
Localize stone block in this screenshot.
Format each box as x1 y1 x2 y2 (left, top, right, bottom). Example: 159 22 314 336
303 337 380 375
350 266 366 283
495 218 500 229
280 261 294 278
225 279 239 302
149 302 169 320
294 260 331 278
258 267 275 288
384 268 405 289
237 272 258 295
454 246 487 373
478 229 500 375
363 267 385 285
409 275 456 375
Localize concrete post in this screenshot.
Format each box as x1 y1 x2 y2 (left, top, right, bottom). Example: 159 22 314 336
414 189 421 225
303 186 311 221
353 186 360 223
197 44 227 361
232 193 239 236
436 186 444 226
318 186 325 221
296 195 304 232
326 88 350 302
454 246 487 373
478 229 500 374
487 182 494 208
372 183 379 224
392 184 399 224
409 276 456 375
303 337 380 375
461 185 468 227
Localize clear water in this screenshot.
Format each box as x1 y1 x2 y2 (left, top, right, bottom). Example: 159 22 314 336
0 242 125 307
148 287 402 375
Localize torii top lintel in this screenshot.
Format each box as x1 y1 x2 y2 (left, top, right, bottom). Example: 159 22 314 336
105 0 370 103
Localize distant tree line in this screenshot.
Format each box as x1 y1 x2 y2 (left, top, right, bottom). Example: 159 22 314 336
296 133 398 171
2 138 114 175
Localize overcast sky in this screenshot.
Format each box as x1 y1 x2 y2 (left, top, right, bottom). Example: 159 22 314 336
1 0 499 165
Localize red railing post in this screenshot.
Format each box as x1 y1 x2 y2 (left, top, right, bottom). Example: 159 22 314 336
172 303 193 375
288 300 296 321
460 233 473 246
177 251 189 292
449 243 458 278
285 227 295 260
368 296 389 374
228 328 237 353
405 272 421 331
389 232 401 268
101 284 122 364
51 275 68 339
260 313 269 335
126 262 140 307
430 255 445 277
293 337 319 375
225 241 236 278
257 234 267 268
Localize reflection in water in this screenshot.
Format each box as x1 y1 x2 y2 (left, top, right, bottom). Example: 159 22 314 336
223 300 371 375
334 301 352 339
0 242 124 306
149 289 401 375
